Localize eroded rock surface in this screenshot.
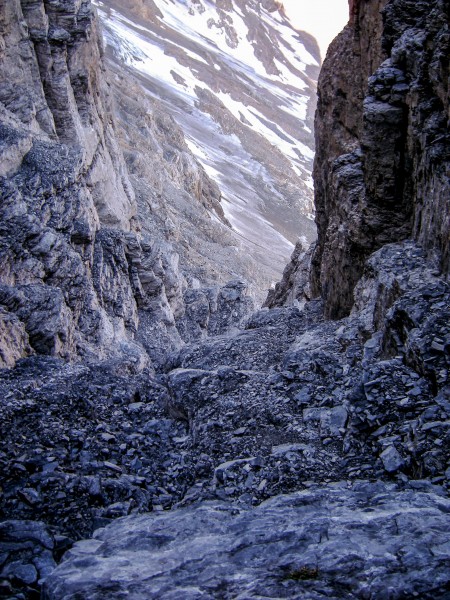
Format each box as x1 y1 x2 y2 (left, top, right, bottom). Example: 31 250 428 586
98 0 319 285
1 242 449 598
1 0 449 599
272 0 450 318
0 0 136 228
43 483 450 599
0 0 258 371
264 240 314 308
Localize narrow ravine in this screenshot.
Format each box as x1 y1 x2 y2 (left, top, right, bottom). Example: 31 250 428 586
0 0 449 598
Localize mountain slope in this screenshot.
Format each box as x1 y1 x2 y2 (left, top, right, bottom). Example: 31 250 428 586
1 1 450 598
0 0 262 372
95 0 320 283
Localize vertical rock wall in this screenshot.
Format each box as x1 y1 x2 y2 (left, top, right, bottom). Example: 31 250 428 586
0 0 144 367
0 0 136 228
310 0 449 319
0 0 255 369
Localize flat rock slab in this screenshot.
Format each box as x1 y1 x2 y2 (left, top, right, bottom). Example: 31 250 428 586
43 482 450 599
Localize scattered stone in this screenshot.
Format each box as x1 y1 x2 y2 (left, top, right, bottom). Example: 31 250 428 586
380 446 405 473
0 1 449 599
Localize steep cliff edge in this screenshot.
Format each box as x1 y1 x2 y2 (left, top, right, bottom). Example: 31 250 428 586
271 0 449 318
0 0 141 367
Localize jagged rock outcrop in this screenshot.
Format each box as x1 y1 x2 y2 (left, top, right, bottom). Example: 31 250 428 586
0 0 256 370
0 0 141 366
0 0 136 227
277 0 450 319
0 135 148 367
264 240 314 308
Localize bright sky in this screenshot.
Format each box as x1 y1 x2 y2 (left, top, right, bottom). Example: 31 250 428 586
282 0 349 60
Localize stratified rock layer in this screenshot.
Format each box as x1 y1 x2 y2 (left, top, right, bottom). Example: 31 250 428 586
98 0 319 284
0 0 136 228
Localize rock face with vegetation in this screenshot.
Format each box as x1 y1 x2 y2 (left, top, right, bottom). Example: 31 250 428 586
0 0 449 599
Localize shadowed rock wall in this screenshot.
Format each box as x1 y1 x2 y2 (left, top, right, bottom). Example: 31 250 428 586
304 0 449 319
0 0 136 227
0 0 143 367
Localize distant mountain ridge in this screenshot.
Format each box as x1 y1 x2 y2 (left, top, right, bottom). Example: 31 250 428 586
95 0 320 279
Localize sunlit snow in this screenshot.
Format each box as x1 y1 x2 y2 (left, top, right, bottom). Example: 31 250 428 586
94 0 318 272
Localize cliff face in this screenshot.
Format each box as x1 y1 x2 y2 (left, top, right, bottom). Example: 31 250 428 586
0 1 255 369
96 0 320 287
0 0 136 226
309 0 449 318
0 0 142 368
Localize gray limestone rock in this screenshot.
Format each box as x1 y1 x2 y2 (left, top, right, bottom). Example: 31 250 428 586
0 520 56 598
277 0 450 319
42 483 450 599
380 445 405 473
0 0 258 371
0 0 140 367
264 241 314 309
0 2 449 600
0 307 32 368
